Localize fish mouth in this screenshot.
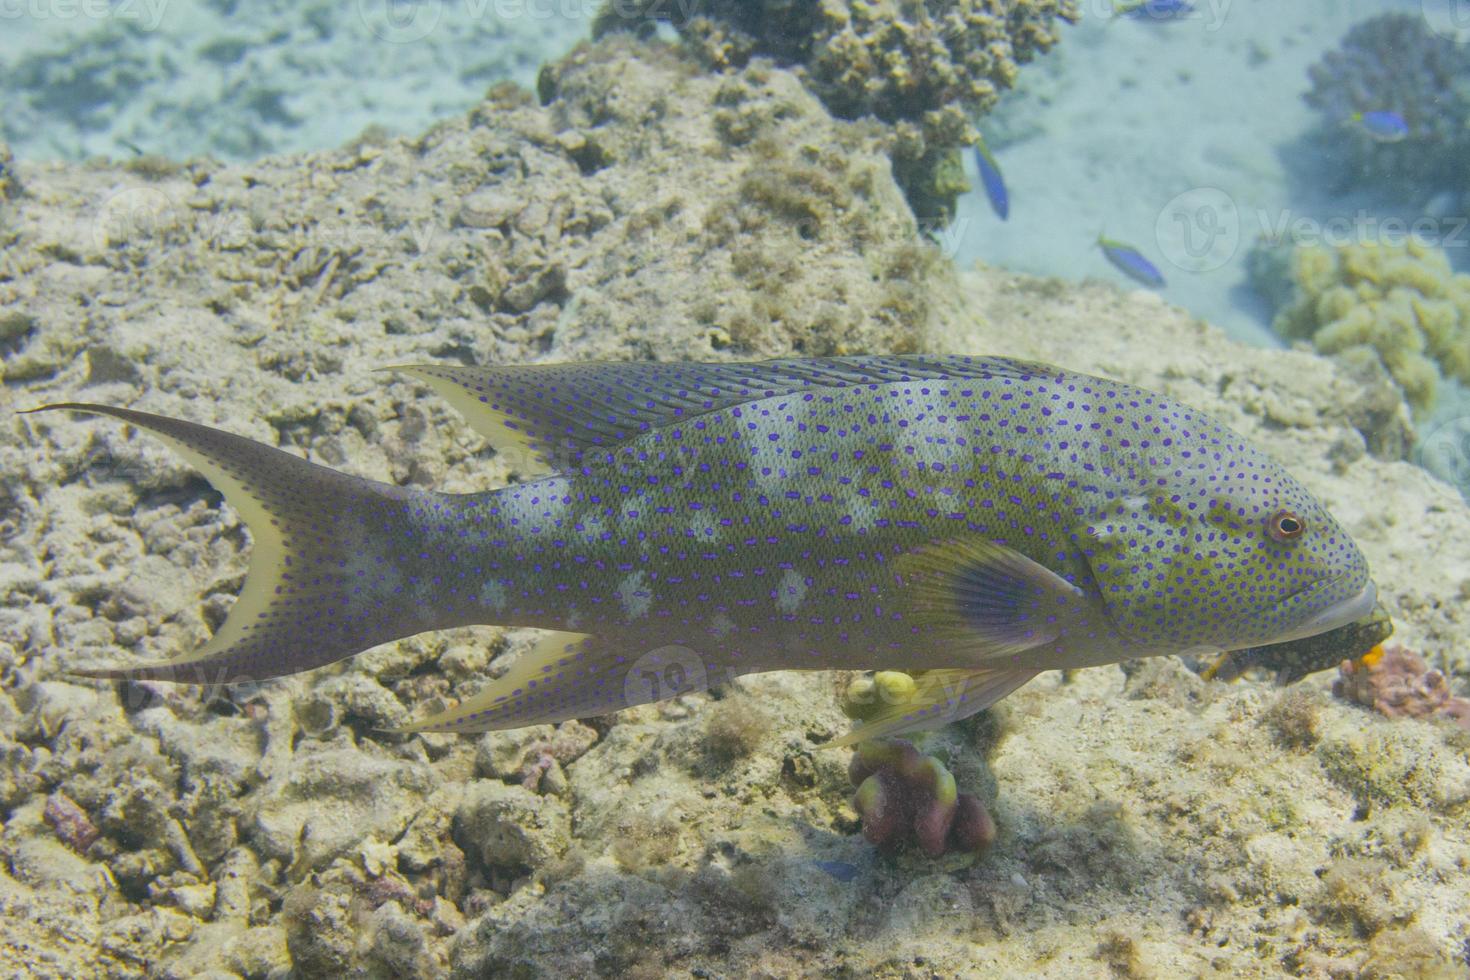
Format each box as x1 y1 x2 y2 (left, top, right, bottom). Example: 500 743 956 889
1265 578 1378 646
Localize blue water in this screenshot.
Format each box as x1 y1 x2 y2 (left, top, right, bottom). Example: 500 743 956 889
954 0 1453 344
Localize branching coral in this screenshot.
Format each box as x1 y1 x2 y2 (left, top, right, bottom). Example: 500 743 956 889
848 739 996 857
594 0 1078 222
1304 14 1470 190
1334 644 1470 730
1270 241 1470 415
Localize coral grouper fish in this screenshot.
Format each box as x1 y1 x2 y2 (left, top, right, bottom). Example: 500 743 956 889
31 356 1377 745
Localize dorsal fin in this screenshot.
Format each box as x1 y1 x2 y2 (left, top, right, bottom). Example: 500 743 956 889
390 356 1054 473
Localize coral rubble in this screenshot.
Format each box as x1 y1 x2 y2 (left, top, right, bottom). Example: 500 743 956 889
594 0 1079 222
1269 240 1470 415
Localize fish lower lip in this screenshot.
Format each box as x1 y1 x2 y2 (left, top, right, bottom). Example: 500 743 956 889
1275 579 1378 644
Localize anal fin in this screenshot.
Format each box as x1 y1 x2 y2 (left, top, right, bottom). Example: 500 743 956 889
397 631 726 733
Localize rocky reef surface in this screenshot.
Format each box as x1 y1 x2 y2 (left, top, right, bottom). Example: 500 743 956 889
2 34 1469 979
594 0 1078 223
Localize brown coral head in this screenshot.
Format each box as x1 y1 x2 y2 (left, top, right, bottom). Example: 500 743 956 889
952 794 997 852
848 738 994 857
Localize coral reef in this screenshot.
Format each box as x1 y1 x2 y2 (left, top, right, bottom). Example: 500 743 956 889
1269 240 1470 415
42 791 100 854
1261 689 1323 751
701 696 772 763
1304 13 1470 191
2 24 1470 978
848 739 996 857
476 720 599 795
593 0 1079 222
1334 644 1470 730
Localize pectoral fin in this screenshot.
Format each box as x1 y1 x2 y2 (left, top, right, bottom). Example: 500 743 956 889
894 538 1089 660
824 666 1039 749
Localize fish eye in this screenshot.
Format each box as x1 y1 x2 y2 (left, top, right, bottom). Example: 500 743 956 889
1267 510 1306 543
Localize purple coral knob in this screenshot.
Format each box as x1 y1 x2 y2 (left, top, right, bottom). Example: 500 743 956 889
952 794 997 853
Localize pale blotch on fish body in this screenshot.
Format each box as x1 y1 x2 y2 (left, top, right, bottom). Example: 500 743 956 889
30 356 1376 744
616 570 653 621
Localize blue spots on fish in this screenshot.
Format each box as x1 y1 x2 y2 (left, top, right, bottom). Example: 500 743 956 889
1097 235 1166 289
972 137 1008 221
48 355 1376 741
1349 110 1409 143
1114 0 1195 21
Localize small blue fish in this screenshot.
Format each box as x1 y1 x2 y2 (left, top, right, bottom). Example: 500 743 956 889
812 859 861 882
1349 111 1409 143
972 137 1009 221
1114 0 1195 21
1097 235 1166 289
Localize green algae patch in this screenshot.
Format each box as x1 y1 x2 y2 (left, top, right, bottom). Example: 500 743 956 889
1316 728 1470 815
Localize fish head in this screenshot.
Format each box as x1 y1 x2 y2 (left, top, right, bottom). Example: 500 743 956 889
1082 443 1375 656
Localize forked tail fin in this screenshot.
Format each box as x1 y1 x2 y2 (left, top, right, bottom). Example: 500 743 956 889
27 403 434 684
